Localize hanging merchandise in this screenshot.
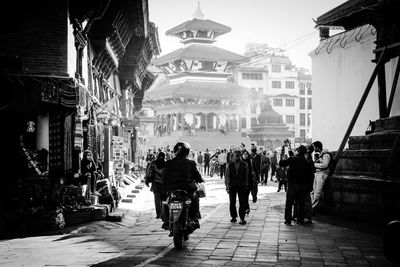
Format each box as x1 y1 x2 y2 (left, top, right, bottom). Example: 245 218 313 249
64 114 73 172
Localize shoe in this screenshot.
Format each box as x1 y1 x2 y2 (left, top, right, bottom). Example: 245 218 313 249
161 222 169 230
184 234 189 241
304 219 312 224
284 221 291 225
246 209 250 215
252 197 257 203
230 218 237 222
297 220 304 225
168 231 173 237
239 220 247 225
277 190 280 192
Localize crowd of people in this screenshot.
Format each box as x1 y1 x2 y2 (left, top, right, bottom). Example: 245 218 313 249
143 139 332 228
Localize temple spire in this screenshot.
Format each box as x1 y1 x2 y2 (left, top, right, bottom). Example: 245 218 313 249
193 1 205 20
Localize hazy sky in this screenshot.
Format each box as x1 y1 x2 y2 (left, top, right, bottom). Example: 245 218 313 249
148 0 347 72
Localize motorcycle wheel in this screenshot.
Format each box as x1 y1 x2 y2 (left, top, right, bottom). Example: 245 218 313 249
173 223 183 249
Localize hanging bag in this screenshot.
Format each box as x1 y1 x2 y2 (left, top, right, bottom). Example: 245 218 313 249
196 182 206 198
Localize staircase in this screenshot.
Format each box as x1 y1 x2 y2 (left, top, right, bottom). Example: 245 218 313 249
324 116 400 223
146 130 251 151
120 173 145 204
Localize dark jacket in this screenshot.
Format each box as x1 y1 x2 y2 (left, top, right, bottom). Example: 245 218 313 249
165 156 204 192
250 153 261 175
204 152 211 163
225 161 249 188
279 155 314 185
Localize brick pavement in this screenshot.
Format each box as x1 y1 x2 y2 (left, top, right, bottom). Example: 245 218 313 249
0 178 395 266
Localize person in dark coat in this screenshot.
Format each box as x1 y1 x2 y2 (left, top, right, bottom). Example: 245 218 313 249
279 145 314 225
145 152 166 220
241 150 257 215
80 150 97 195
250 145 261 202
225 150 249 225
164 142 204 229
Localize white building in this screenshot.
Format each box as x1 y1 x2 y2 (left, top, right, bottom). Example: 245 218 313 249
310 24 400 151
234 45 312 143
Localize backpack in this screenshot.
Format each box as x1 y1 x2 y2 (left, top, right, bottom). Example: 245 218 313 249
315 151 335 175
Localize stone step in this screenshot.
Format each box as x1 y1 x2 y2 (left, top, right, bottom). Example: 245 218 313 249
121 199 133 203
135 185 143 190
348 132 400 150
336 149 400 174
126 194 136 198
131 189 140 193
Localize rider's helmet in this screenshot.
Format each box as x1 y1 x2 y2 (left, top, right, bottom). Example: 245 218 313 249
173 141 190 157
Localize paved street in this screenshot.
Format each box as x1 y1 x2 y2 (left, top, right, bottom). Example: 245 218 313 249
0 177 394 267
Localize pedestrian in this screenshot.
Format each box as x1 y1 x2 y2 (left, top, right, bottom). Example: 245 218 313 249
210 154 219 177
304 144 316 223
249 145 261 202
241 150 257 217
80 150 97 197
279 145 314 225
225 150 249 225
197 151 204 174
165 148 173 161
145 151 166 221
311 141 332 214
204 148 211 176
270 151 278 181
260 151 271 185
218 149 227 179
276 159 288 192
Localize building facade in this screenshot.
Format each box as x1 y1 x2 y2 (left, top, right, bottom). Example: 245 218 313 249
0 0 160 234
234 44 312 146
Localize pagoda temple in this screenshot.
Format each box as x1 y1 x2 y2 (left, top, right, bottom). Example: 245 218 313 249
144 4 289 150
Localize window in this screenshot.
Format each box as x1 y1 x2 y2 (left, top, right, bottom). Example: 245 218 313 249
307 114 311 126
307 98 312 109
300 129 306 138
258 87 263 93
250 87 256 91
272 81 281 88
285 81 295 89
300 113 306 126
285 99 295 106
242 72 263 80
299 83 305 95
300 97 305 109
271 64 281 72
286 115 295 124
273 99 282 106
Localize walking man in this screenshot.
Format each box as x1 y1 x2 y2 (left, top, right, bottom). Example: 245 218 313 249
260 151 271 185
250 145 261 202
270 151 278 181
204 148 211 176
218 149 228 179
225 150 249 225
311 141 332 214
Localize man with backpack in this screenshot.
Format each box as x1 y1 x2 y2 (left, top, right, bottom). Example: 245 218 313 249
311 141 332 214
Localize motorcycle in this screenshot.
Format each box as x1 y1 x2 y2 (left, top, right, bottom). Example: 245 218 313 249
166 189 198 249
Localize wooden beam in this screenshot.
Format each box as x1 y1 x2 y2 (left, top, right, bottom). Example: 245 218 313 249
378 63 388 118
387 57 400 117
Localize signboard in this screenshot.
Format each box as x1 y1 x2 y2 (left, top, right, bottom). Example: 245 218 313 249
112 136 125 183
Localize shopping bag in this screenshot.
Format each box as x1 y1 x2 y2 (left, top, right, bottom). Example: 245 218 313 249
196 182 206 198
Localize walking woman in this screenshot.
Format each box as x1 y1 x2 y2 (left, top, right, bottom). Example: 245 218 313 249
145 151 166 220
241 150 257 214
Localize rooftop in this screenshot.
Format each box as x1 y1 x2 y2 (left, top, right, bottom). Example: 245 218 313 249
166 18 231 38
145 80 267 101
153 44 245 66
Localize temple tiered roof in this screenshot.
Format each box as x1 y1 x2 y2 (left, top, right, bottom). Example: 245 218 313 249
166 18 231 38
145 80 267 101
153 44 245 65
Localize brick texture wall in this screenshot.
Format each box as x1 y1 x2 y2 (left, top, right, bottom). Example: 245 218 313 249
0 0 68 75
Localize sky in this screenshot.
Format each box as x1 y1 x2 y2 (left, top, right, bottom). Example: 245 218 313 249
148 0 348 72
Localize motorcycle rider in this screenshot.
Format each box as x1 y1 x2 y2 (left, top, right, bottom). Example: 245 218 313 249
163 141 204 230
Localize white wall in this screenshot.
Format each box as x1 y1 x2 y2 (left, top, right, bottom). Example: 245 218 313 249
311 25 400 151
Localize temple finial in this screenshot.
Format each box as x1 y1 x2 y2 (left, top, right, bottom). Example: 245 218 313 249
193 1 205 20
